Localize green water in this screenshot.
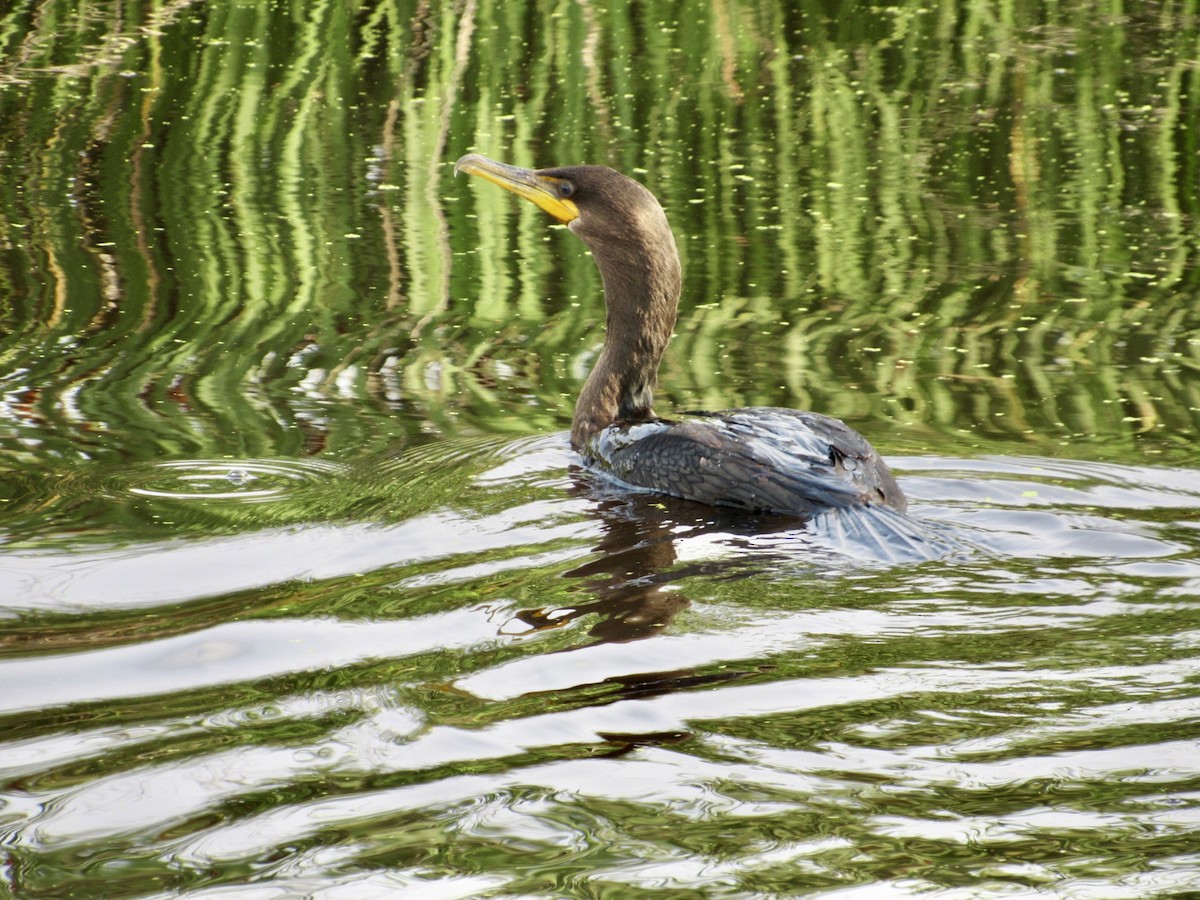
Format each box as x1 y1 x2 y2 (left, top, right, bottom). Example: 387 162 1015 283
1 1 1199 897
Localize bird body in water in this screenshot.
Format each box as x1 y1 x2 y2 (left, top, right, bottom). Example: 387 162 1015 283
454 154 907 520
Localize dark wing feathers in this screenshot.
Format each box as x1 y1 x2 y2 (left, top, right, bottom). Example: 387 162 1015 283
591 408 906 517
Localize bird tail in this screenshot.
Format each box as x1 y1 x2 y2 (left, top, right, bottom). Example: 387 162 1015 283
811 505 959 563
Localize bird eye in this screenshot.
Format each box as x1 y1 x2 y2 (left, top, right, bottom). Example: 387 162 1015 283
557 181 575 199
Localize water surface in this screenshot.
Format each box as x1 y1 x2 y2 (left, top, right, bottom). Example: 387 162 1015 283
1 1 1199 897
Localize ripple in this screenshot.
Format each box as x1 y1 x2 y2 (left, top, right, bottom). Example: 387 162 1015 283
0 457 358 551
121 458 346 503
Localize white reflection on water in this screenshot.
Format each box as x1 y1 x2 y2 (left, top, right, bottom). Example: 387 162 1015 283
0 612 494 715
0 501 593 613
2 450 1199 898
10 624 1200 850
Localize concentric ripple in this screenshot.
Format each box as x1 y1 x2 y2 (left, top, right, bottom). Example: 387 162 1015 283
0 457 356 550
123 458 347 502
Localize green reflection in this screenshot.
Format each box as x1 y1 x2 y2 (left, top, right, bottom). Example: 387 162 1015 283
0 0 1194 481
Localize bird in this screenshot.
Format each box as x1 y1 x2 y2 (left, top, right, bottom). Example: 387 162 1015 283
454 153 908 522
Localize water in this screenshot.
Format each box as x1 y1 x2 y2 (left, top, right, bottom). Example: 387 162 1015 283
2 1 1200 897
4 445 1200 896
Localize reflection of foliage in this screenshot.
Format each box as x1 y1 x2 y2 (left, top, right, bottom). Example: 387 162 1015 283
0 0 1196 470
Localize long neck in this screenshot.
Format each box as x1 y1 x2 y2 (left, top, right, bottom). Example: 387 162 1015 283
571 229 681 449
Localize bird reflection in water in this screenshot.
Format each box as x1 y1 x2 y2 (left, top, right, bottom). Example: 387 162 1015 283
499 473 804 752
516 488 825 688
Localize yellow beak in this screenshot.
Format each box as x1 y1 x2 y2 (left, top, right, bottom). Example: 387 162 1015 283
454 154 580 224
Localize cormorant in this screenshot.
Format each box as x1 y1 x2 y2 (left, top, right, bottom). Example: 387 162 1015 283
454 154 906 519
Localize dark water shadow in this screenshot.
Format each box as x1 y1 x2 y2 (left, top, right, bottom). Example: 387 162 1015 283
509 469 797 644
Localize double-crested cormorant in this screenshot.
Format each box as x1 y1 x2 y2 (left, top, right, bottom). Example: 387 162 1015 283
455 154 906 519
